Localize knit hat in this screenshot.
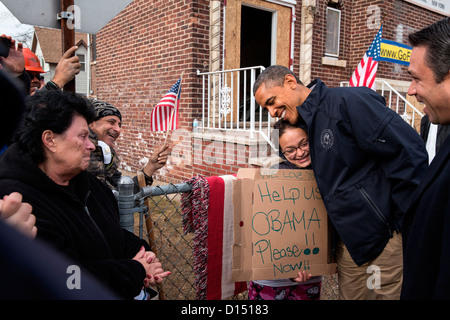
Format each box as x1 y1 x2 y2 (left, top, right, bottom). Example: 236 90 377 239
91 100 122 121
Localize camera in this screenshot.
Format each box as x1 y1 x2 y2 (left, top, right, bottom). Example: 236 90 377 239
0 37 11 58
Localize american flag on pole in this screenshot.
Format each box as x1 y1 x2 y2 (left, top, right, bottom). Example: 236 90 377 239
150 77 182 131
349 25 382 90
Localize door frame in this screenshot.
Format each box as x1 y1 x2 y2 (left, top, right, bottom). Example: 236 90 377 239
224 0 294 70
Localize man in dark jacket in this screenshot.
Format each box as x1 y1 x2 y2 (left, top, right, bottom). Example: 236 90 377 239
254 65 428 299
0 90 169 299
402 17 450 300
420 114 449 163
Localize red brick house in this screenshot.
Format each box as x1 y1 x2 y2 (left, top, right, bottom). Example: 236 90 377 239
93 0 447 183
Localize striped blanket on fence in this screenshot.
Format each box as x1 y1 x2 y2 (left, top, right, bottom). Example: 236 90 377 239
181 175 247 300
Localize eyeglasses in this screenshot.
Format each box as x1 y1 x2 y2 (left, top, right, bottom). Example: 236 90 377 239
281 139 309 157
27 72 44 81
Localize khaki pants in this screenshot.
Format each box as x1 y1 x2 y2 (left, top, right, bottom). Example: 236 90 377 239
337 232 403 300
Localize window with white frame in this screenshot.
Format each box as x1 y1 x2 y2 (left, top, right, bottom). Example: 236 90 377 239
325 6 341 57
77 54 86 72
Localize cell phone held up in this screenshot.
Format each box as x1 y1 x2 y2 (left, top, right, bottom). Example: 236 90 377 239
0 37 11 58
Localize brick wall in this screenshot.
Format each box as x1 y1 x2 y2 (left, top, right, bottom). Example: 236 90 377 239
95 0 210 182
95 0 445 183
294 0 444 87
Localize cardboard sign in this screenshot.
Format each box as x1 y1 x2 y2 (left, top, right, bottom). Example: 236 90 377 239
231 168 337 281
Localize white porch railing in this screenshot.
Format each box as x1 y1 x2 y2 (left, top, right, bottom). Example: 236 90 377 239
196 71 424 149
340 80 424 130
196 66 276 145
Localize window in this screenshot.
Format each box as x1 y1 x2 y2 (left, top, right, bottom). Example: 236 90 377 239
77 54 86 72
325 7 341 57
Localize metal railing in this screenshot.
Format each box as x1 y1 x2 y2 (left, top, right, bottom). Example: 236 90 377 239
116 178 340 300
196 70 423 149
340 80 424 130
196 66 275 145
117 179 198 299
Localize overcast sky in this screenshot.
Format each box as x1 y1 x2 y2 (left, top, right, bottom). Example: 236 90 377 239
0 1 34 47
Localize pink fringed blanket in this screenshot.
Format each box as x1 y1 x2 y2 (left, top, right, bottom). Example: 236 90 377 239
181 175 247 300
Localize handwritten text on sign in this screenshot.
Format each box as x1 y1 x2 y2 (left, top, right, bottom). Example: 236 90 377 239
250 170 328 279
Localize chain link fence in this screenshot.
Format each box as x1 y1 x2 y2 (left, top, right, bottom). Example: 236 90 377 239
129 181 339 300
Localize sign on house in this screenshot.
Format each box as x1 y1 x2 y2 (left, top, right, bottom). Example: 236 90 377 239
380 39 412 66
404 0 450 17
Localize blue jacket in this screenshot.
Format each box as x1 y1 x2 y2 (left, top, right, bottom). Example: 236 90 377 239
297 79 428 265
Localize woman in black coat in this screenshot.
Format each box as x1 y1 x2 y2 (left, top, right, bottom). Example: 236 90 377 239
0 90 169 299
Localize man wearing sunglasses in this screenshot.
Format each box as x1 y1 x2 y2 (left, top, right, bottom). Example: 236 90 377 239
26 72 44 95
23 48 45 95
23 46 81 95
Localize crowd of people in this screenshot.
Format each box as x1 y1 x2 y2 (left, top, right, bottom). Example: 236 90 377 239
0 34 170 299
253 17 450 300
0 17 449 300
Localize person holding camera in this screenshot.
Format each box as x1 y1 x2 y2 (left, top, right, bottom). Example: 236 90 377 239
22 45 81 95
1 34 81 96
38 45 81 93
0 34 31 95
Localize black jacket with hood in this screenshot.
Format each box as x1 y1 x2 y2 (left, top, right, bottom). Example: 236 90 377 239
296 79 428 266
0 143 150 299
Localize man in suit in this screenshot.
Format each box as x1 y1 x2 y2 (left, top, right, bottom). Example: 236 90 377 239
420 114 449 163
402 17 450 299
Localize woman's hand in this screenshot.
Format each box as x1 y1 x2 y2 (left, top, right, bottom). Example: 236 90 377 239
133 246 171 287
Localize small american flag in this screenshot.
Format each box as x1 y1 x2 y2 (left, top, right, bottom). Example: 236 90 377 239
150 77 182 131
349 25 382 90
